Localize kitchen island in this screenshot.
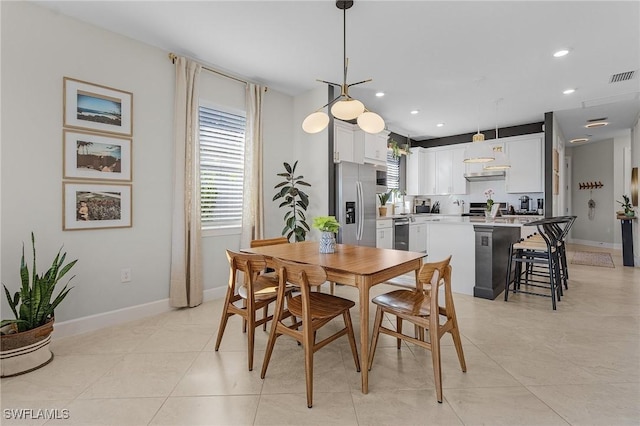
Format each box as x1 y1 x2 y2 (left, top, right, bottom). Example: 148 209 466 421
377 214 541 299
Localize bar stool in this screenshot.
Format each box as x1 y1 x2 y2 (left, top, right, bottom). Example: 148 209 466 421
504 217 566 309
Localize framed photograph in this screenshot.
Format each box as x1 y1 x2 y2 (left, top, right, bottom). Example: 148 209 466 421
63 182 132 230
63 130 132 181
63 77 133 136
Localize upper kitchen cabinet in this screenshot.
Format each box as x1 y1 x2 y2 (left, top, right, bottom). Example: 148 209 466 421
406 147 436 195
505 134 543 193
357 129 390 167
435 146 467 195
333 121 363 164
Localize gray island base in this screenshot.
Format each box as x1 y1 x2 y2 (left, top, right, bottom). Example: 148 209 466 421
473 224 522 300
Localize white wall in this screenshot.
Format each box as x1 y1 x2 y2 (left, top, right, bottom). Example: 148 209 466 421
1 1 296 329
612 131 632 245
568 140 615 246
632 113 640 266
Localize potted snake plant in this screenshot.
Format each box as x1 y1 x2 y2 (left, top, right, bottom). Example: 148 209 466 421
1 233 77 377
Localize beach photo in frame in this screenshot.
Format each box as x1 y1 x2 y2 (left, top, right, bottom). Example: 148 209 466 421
63 182 132 230
63 77 133 136
63 130 132 181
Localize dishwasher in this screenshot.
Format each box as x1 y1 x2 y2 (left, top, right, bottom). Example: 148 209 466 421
393 217 410 251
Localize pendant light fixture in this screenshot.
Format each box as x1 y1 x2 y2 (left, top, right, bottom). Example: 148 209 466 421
302 1 385 134
463 105 495 163
484 99 511 170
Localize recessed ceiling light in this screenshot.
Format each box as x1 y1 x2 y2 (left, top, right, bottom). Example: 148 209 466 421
563 88 575 95
410 110 419 115
375 92 385 97
585 121 608 128
436 123 444 127
553 49 569 58
570 138 589 143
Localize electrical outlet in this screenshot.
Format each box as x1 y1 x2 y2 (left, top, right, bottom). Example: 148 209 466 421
121 268 132 283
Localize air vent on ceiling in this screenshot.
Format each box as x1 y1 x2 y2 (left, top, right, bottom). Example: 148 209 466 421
609 70 636 83
587 117 608 122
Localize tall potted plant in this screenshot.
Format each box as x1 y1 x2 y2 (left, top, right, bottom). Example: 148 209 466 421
1 233 78 377
273 161 311 242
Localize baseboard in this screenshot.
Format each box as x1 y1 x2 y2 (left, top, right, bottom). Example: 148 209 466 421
568 239 621 250
53 286 227 339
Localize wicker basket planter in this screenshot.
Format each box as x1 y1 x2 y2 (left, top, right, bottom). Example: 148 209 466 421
1 318 54 378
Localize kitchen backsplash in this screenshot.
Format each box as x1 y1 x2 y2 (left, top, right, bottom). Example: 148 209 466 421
403 180 543 215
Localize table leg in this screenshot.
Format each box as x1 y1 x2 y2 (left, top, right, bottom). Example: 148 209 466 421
359 278 370 394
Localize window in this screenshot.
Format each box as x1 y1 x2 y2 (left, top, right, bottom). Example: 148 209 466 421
386 150 400 192
199 104 246 230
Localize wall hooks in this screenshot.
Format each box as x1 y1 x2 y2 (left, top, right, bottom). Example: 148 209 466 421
578 181 604 190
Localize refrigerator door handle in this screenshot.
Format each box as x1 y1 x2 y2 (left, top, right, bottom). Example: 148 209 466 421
356 181 363 241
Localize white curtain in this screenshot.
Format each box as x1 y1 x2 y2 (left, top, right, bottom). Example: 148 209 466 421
169 56 203 308
240 84 266 248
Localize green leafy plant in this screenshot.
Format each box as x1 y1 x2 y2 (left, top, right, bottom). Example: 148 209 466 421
378 191 391 205
2 233 77 333
312 216 341 233
617 194 633 215
388 138 411 160
273 161 311 242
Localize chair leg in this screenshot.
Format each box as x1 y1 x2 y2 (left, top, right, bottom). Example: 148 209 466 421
261 302 285 380
330 281 335 295
242 299 248 333
215 311 231 351
448 316 467 372
505 245 514 301
247 311 256 371
430 320 443 403
303 326 314 408
343 310 360 372
396 317 403 349
368 306 384 369
263 306 269 331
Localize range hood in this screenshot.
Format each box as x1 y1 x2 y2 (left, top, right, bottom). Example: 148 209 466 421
464 171 506 182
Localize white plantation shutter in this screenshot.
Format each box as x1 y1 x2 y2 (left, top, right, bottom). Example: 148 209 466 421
386 150 400 191
199 105 246 229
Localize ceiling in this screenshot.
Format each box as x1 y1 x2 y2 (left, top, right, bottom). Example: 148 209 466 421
34 1 640 143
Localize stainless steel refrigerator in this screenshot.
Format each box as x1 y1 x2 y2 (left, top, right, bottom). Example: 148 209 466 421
336 162 377 247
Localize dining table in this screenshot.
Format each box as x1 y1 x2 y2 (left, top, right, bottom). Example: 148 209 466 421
243 240 425 394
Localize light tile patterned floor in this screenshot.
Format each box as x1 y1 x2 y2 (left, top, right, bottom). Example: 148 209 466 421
1 245 639 425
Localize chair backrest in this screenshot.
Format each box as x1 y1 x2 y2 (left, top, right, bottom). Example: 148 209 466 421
272 258 327 288
417 255 452 290
250 237 289 248
226 250 268 294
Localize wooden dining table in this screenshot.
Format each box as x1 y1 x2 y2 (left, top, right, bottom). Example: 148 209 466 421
243 240 425 393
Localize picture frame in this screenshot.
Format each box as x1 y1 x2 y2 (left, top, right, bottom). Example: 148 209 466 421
63 77 133 136
63 130 132 181
63 182 132 230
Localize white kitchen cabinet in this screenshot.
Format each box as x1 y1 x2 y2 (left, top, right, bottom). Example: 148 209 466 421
376 219 394 249
406 147 425 195
409 222 427 253
505 135 543 193
333 121 363 164
434 146 467 195
359 130 389 167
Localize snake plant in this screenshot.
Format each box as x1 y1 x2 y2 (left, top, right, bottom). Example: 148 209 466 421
1 233 77 333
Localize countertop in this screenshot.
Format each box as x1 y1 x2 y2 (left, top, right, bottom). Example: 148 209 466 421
377 214 543 227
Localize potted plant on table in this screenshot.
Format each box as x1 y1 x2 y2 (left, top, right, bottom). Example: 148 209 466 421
1 233 78 377
484 188 496 218
378 191 391 217
312 216 341 254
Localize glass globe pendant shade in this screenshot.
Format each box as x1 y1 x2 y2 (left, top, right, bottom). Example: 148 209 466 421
331 98 365 120
302 111 330 134
357 111 385 134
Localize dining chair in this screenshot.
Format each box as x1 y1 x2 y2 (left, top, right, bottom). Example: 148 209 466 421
215 250 292 371
250 237 290 330
260 258 360 408
251 236 334 294
368 256 466 403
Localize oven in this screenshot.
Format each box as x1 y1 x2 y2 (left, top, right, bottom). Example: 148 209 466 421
393 217 409 251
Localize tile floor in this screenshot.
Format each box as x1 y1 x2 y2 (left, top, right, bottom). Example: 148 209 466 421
1 245 639 425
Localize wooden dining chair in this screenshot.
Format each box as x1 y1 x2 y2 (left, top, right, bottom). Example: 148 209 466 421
250 237 290 330
215 250 292 371
250 236 334 294
368 256 466 403
260 258 360 408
